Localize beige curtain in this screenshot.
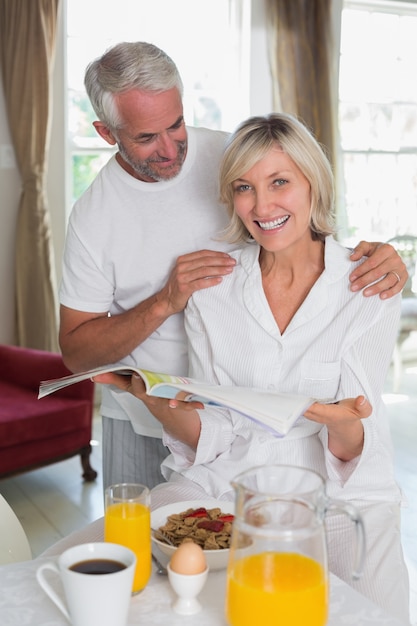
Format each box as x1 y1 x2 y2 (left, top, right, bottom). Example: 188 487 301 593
0 0 59 351
265 0 338 169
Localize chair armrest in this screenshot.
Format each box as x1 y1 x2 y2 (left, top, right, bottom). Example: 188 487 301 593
0 345 94 403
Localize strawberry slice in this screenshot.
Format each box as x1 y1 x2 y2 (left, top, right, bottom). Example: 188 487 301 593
197 520 225 532
218 514 234 523
185 507 208 518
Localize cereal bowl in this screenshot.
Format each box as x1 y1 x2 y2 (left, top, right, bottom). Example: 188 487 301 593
151 499 235 571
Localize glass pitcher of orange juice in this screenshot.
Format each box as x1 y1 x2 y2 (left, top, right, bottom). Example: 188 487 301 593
104 483 151 594
225 465 365 626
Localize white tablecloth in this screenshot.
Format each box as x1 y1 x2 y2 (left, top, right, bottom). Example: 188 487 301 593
0 556 408 626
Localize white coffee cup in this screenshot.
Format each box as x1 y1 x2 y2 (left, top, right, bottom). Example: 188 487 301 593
36 542 136 626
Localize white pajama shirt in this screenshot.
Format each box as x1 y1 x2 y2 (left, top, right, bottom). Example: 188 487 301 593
157 236 410 622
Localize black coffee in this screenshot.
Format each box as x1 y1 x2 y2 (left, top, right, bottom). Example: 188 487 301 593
69 558 127 575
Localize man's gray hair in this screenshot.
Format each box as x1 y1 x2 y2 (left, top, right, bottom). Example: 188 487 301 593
85 41 184 130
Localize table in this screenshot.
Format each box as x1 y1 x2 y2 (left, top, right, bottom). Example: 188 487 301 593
0 556 408 625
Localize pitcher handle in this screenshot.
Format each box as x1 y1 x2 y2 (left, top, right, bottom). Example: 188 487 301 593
326 500 366 580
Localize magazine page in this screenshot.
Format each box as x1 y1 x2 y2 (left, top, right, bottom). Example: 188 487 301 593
38 364 140 398
38 366 313 436
38 365 193 399
148 382 313 436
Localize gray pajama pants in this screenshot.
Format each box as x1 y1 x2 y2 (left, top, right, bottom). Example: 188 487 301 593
102 417 169 491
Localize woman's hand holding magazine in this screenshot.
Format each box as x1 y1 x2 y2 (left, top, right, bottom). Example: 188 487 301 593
92 371 205 412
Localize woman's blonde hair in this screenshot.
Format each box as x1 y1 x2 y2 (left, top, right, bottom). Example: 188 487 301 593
219 113 336 243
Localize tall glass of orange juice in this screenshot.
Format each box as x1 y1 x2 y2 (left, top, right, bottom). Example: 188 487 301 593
104 483 151 594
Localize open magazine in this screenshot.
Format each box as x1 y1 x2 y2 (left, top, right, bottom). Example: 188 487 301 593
38 365 314 437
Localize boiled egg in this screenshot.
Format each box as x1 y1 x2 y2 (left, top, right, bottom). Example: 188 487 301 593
169 541 207 575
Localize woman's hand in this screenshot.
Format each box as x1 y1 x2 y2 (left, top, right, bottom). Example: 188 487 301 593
92 371 147 395
304 396 372 461
92 372 202 447
304 395 372 424
92 372 203 408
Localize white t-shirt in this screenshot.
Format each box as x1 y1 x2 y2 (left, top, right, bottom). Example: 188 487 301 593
162 236 402 504
60 126 235 437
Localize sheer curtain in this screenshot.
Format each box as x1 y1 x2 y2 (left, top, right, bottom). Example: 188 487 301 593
0 0 60 351
265 0 343 176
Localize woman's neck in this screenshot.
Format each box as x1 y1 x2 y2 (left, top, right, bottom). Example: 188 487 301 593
260 238 325 334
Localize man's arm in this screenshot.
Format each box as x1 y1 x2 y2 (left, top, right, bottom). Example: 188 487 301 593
349 241 407 298
59 249 236 372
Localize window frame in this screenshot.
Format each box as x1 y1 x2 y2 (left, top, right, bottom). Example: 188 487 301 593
65 0 255 207
338 0 417 244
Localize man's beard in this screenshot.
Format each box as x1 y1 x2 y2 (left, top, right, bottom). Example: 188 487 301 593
118 140 187 182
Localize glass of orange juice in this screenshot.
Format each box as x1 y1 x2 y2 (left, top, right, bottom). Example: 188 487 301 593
104 483 151 594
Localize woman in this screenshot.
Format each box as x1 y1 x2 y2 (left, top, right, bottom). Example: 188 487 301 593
96 114 409 622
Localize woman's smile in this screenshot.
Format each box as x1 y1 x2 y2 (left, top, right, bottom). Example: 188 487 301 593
256 215 290 231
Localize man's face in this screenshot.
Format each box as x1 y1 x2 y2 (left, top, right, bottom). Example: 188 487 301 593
96 87 187 182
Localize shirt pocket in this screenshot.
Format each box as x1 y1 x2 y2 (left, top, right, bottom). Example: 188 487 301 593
297 361 341 400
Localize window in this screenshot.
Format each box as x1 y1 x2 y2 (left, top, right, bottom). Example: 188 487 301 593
66 0 251 204
339 0 417 245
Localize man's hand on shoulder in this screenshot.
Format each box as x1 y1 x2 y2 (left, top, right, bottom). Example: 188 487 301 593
349 240 407 299
160 249 236 315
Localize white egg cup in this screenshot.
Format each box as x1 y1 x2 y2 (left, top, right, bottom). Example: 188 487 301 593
167 563 209 615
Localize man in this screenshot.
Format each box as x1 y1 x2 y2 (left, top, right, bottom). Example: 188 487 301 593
59 42 407 490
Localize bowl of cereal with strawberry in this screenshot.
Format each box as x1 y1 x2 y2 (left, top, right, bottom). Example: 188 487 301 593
151 500 235 571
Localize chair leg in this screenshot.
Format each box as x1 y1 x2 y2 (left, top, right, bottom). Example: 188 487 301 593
80 444 98 482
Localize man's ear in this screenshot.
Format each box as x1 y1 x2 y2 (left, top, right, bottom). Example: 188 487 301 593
93 121 117 146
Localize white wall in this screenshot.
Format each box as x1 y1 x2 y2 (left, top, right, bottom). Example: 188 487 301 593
0 0 272 345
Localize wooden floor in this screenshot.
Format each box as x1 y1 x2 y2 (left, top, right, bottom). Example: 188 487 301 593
1 359 416 624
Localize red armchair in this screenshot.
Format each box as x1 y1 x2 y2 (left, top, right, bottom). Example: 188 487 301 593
0 344 97 481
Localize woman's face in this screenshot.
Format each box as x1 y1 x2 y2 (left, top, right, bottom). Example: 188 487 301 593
232 146 313 252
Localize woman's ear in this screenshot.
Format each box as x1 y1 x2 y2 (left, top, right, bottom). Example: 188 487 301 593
93 121 117 146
